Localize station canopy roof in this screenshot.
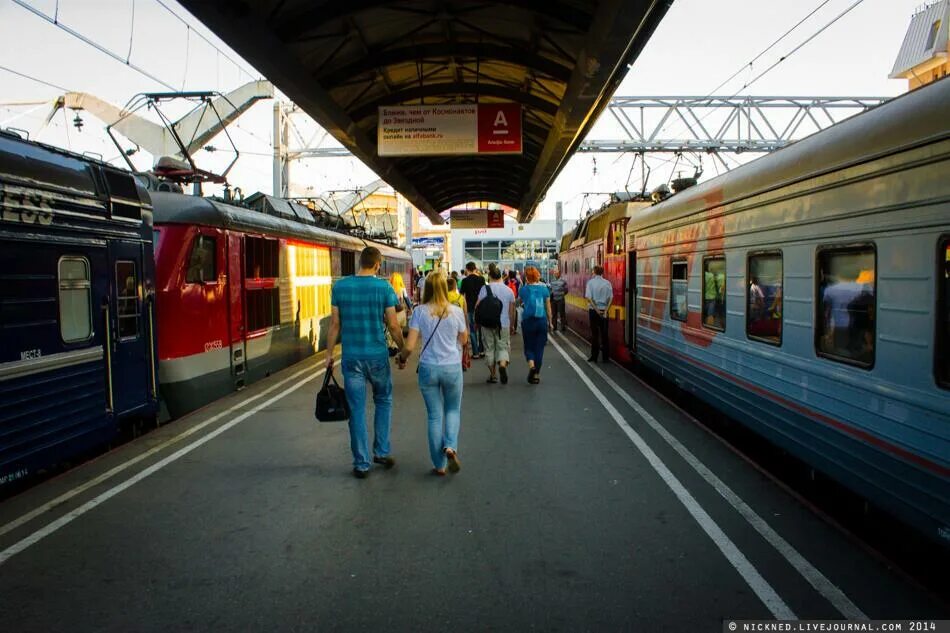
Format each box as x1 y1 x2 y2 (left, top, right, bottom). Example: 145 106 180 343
179 1 672 223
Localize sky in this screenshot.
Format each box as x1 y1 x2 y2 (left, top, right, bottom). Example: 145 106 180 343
0 0 925 223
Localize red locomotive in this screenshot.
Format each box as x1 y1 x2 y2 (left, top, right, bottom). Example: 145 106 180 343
151 191 413 418
558 199 651 365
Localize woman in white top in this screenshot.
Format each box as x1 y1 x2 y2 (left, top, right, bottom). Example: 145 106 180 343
398 271 470 475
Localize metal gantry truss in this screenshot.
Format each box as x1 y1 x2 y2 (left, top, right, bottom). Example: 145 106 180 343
578 95 889 154
277 95 891 176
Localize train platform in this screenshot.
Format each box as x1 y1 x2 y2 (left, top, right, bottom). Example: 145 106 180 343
0 332 944 632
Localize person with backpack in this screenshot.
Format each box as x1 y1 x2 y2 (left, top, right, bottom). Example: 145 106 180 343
397 271 469 476
474 264 516 384
459 262 486 358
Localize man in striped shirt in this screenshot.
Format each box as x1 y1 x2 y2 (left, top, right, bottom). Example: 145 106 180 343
326 247 406 478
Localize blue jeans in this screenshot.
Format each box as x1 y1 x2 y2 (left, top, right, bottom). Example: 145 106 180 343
341 357 393 471
467 311 482 355
417 363 463 470
521 317 548 368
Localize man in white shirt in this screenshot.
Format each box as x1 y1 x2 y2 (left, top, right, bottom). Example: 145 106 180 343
584 265 613 362
474 264 517 384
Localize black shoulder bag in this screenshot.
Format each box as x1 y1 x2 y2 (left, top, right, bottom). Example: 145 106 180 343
314 370 350 422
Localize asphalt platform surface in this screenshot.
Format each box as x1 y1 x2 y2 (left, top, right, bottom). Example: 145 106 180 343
0 332 945 632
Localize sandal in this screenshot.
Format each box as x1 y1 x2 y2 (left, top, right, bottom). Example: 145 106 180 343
445 449 461 473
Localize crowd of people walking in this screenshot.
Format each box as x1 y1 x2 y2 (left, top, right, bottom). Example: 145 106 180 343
328 247 612 479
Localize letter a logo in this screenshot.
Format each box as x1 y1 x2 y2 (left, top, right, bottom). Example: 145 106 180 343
494 110 508 128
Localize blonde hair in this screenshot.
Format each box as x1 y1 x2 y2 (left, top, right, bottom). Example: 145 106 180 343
389 271 406 295
422 270 450 317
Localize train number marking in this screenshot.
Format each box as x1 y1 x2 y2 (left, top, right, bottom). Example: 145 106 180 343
20 348 42 360
204 340 223 352
0 185 54 226
0 468 29 486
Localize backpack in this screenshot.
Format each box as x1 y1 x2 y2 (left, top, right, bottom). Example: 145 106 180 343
474 284 503 329
506 279 519 298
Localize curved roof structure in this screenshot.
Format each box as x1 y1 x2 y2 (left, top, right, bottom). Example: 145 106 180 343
178 0 672 222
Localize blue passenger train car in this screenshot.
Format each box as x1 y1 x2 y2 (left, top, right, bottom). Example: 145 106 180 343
0 130 159 489
562 78 950 547
626 79 950 546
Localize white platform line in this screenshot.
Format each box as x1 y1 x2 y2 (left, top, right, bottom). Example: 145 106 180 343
0 362 329 564
548 336 796 619
554 333 867 618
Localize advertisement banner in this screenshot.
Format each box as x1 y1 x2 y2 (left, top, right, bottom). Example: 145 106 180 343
411 236 445 248
477 103 523 154
450 209 505 229
378 104 521 156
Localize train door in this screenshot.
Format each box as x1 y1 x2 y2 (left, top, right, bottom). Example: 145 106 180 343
225 232 247 389
107 240 150 417
626 250 637 351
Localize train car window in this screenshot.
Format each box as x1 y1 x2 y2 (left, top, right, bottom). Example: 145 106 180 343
747 253 783 345
937 237 950 388
670 260 688 322
185 235 216 283
609 221 625 255
246 287 280 331
245 236 279 278
702 257 726 331
816 246 875 368
103 169 142 221
115 260 139 340
341 251 356 276
58 256 92 342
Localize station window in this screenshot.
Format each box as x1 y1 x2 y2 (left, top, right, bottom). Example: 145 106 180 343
702 256 726 331
816 245 875 368
747 253 782 345
340 250 356 276
670 260 688 322
58 256 92 342
186 235 216 283
926 19 941 49
245 236 279 279
937 237 950 388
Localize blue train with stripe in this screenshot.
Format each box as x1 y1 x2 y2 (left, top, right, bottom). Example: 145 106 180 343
0 130 159 488
561 78 950 546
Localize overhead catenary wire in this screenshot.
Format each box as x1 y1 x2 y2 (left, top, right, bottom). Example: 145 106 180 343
11 0 260 94
0 64 71 92
738 0 867 93
11 0 178 91
702 0 836 97
658 0 868 153
151 0 259 81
